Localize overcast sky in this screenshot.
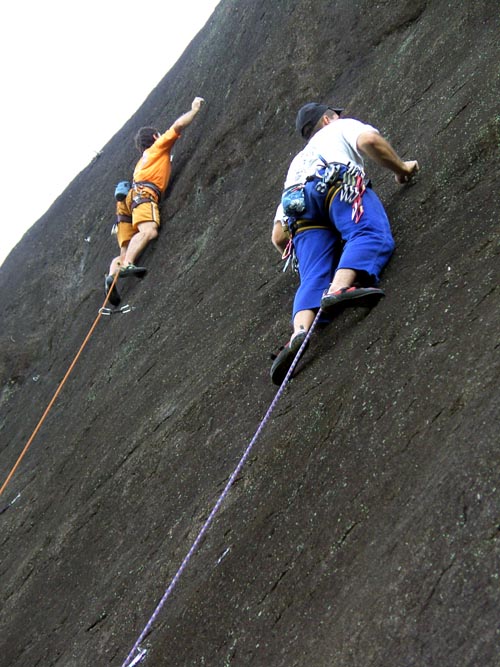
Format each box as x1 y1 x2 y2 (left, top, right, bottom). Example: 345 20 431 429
0 0 220 267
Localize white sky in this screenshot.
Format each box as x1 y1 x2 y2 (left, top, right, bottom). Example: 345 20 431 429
0 0 220 267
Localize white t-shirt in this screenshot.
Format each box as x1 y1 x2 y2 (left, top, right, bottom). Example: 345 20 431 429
275 118 379 222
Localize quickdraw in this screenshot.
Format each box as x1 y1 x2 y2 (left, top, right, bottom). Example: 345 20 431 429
127 648 147 667
99 304 133 316
0 492 21 515
314 156 342 194
281 238 298 273
315 160 368 223
338 163 367 223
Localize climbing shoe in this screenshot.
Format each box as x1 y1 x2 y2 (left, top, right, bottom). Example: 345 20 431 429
104 275 121 307
119 264 147 278
320 286 385 312
270 330 309 386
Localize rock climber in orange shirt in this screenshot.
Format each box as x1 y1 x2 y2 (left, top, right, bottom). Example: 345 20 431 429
105 96 204 305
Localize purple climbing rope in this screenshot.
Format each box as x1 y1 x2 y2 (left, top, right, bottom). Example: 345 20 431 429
121 309 324 667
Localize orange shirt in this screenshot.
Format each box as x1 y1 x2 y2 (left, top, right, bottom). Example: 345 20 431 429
133 126 181 193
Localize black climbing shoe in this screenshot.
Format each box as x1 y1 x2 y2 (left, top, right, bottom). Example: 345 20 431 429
104 275 121 307
270 330 309 386
119 264 147 278
320 286 384 312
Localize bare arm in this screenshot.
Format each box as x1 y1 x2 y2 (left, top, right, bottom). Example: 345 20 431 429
172 96 205 133
357 130 419 183
272 220 290 254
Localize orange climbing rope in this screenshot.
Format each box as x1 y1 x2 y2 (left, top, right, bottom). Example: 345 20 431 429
0 272 121 499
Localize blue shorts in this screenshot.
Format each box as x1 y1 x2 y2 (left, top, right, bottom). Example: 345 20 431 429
329 187 395 283
289 176 394 319
292 227 339 318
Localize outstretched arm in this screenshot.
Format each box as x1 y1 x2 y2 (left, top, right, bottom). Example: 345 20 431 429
357 130 419 183
172 96 205 133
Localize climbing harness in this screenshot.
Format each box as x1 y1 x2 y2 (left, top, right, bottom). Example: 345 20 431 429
133 181 162 199
120 309 323 667
281 158 341 217
288 218 333 236
0 273 122 499
131 181 162 209
289 158 368 225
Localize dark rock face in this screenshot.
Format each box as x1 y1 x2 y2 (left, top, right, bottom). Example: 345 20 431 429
1 1 499 665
